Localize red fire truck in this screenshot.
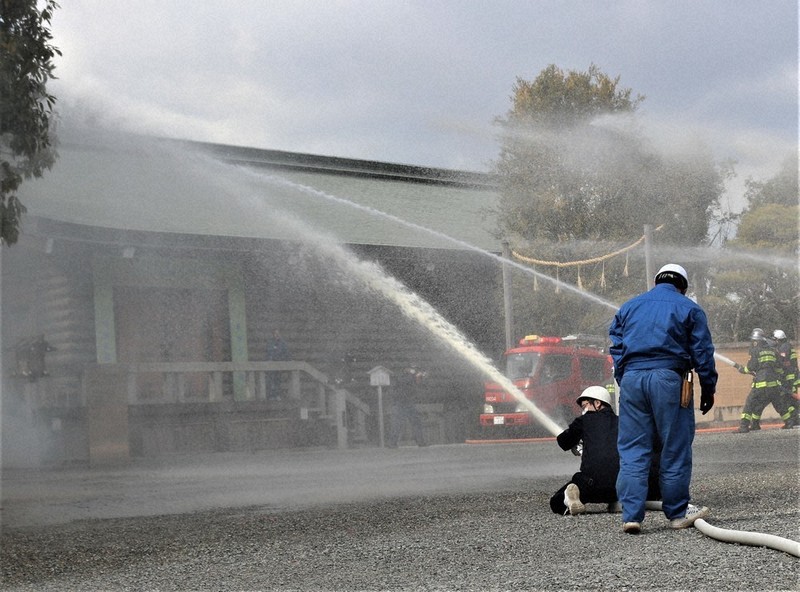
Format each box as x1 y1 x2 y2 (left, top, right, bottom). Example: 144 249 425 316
480 334 613 438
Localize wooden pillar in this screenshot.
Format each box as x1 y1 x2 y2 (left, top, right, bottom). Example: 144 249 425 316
85 365 130 466
502 241 515 350
334 388 348 449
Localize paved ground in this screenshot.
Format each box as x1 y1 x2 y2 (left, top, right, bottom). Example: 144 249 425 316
2 426 798 591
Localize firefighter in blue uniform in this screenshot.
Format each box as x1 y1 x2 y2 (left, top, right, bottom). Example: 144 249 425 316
609 264 716 534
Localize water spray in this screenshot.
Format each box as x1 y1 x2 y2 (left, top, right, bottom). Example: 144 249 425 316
302 232 565 437
189 149 566 438
235 164 741 381
711 352 737 368
238 168 620 313
186 144 793 554
199 154 797 557
221 158 750 419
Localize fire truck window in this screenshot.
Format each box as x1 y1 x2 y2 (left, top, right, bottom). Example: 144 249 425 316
506 353 540 380
540 355 572 385
581 358 606 382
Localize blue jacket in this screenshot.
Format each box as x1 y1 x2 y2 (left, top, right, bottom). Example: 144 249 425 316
609 283 718 390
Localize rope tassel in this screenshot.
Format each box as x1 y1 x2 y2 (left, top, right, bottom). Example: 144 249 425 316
507 225 664 288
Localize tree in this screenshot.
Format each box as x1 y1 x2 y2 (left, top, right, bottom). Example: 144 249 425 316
0 0 61 246
491 64 728 336
494 64 644 243
494 64 725 246
705 156 799 340
734 203 799 251
741 154 799 210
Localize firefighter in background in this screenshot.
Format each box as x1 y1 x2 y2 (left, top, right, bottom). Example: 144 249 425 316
387 365 427 448
773 329 799 428
266 329 290 400
734 328 784 433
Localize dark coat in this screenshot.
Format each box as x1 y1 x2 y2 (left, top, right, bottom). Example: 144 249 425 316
392 368 422 406
556 407 619 490
267 338 289 361
744 343 782 385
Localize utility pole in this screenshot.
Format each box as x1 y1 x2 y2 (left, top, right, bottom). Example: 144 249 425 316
502 241 515 350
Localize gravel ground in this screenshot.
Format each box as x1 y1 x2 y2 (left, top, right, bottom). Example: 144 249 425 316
2 430 798 591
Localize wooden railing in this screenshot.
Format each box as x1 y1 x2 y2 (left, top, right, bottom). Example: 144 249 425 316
120 361 331 404
83 361 371 449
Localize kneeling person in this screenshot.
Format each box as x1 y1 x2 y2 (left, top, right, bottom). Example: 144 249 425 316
550 386 620 515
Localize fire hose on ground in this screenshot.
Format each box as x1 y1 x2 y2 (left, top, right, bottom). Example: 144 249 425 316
642 501 800 558
501 349 799 557
636 354 800 558
641 353 799 557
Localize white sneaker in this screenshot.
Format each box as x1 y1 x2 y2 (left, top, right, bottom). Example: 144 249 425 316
564 483 585 515
623 521 641 534
669 504 710 529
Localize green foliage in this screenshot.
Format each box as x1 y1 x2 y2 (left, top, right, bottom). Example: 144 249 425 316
732 203 799 252
705 259 798 341
0 0 61 246
742 154 799 210
706 157 799 341
730 155 798 252
503 64 642 129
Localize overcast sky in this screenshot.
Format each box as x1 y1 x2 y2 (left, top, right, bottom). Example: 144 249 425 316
51 1 797 210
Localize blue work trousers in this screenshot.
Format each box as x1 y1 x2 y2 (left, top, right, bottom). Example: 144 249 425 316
617 368 695 523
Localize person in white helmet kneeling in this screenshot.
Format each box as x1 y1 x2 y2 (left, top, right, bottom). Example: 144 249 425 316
550 386 620 516
550 386 662 516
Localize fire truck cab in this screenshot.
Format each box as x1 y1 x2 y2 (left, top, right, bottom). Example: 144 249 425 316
480 334 613 438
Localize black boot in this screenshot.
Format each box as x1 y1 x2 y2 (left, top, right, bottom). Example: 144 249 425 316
751 419 761 431
736 419 750 433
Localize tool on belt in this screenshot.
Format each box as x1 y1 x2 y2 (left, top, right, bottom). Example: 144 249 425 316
680 370 693 408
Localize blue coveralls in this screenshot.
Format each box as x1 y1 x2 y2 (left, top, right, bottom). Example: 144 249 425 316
609 283 717 523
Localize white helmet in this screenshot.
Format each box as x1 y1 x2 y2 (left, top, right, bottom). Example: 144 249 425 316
576 385 613 407
773 329 787 340
654 264 688 291
750 328 766 341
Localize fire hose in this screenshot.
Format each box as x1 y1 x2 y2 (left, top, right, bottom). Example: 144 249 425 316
500 330 797 556
610 355 800 558
699 356 800 555
642 501 800 557
642 356 799 558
